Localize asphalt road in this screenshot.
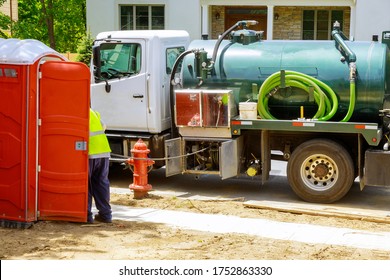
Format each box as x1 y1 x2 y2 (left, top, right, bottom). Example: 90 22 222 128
108 160 390 217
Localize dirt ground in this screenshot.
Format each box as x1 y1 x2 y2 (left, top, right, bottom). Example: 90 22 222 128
1 191 390 260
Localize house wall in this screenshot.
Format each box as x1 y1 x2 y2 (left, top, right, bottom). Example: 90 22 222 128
0 0 18 20
86 0 201 40
0 0 18 36
86 0 116 34
273 6 350 40
211 5 351 40
210 6 224 38
86 0 389 42
354 0 390 41
273 6 302 40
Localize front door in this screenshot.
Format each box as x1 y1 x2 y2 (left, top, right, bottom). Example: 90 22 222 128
225 6 268 39
38 61 90 222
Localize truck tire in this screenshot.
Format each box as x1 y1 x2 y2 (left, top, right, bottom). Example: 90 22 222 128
287 139 354 203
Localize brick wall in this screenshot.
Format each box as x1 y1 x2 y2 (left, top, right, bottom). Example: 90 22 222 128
211 6 225 39
273 7 302 40
210 5 351 40
273 6 350 40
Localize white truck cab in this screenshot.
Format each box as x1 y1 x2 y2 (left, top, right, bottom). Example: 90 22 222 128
91 30 190 163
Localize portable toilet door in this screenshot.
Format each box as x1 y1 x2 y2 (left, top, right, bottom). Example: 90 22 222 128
0 39 90 227
37 60 90 223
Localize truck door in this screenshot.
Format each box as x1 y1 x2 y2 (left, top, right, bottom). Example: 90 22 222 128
38 61 90 222
91 40 149 132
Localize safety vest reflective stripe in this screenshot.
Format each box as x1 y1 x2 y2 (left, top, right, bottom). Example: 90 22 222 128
89 109 111 156
90 130 105 137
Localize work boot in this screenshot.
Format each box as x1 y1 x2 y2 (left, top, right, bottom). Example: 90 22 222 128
87 214 94 224
94 214 112 223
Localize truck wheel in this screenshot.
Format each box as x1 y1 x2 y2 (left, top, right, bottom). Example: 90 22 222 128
287 139 354 203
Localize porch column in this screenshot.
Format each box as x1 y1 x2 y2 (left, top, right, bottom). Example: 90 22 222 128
349 5 356 39
201 5 209 39
267 5 274 40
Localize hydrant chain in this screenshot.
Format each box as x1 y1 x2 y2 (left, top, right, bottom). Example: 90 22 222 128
111 141 211 199
110 146 211 162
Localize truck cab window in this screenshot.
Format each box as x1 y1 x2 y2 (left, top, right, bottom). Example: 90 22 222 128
95 43 141 82
166 47 185 74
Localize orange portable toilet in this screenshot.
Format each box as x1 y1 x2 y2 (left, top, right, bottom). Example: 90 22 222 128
0 39 90 228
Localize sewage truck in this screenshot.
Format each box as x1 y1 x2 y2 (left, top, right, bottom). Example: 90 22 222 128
91 21 390 203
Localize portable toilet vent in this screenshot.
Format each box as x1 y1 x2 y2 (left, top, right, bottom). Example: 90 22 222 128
0 39 90 228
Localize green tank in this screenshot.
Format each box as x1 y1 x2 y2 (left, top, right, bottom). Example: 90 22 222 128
182 32 390 123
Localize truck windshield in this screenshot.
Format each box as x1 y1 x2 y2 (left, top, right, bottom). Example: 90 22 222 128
95 43 141 81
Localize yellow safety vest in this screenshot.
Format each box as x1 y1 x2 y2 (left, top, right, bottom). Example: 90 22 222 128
89 109 111 158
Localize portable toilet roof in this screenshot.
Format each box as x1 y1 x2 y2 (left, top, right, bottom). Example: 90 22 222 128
0 38 66 65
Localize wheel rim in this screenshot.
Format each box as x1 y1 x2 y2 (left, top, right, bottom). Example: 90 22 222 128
300 153 338 191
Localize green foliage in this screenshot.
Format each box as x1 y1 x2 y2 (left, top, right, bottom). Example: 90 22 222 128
13 0 86 52
52 0 86 52
0 13 11 29
0 30 8 38
76 31 93 66
0 16 10 38
12 1 47 41
0 0 11 38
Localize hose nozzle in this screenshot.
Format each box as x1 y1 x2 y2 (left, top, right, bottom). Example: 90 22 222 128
243 20 258 26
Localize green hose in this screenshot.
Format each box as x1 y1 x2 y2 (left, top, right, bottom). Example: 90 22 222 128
257 70 355 122
341 80 356 122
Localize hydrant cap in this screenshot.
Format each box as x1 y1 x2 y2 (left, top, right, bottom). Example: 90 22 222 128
133 139 149 151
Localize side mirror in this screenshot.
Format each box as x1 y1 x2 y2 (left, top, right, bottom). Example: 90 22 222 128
92 45 101 78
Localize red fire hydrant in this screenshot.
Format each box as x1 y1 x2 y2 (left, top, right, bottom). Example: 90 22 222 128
127 139 155 199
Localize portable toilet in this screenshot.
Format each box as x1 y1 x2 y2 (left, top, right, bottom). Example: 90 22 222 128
0 39 90 228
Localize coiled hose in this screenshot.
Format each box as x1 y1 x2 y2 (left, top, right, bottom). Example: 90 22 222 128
257 70 355 122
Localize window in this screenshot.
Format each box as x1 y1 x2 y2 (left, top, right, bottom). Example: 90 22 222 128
4 68 17 77
303 10 344 40
166 47 186 74
94 43 141 82
120 5 164 30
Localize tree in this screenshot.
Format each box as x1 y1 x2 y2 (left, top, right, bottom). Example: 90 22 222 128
40 0 55 49
76 31 93 65
13 0 47 42
53 0 87 52
14 0 86 52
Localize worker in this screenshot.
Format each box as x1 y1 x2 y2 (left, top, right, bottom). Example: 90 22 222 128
88 108 112 223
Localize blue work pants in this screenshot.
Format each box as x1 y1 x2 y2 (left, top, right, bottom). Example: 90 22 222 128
88 157 112 222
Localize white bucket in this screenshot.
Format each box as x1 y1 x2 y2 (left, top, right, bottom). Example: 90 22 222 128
239 102 257 119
